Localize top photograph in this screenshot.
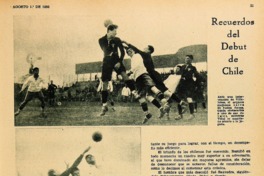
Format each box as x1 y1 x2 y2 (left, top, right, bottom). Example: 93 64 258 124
14 3 208 126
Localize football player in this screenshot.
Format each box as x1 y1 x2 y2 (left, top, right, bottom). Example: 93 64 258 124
178 55 201 118
122 41 187 113
98 20 135 116
15 67 46 117
48 146 91 176
126 48 169 123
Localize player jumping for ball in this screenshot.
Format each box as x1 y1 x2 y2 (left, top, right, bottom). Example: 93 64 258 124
48 146 91 176
98 20 135 116
15 67 46 117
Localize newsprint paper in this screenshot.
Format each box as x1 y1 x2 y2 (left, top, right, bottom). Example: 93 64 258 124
0 0 264 176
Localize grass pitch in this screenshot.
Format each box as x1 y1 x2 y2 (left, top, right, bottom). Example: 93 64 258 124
14 101 207 126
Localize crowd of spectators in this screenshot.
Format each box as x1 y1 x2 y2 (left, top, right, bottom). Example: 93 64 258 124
15 70 207 104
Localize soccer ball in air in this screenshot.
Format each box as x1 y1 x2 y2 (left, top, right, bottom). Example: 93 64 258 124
92 132 102 142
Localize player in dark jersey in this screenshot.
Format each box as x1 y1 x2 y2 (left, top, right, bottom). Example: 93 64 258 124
48 80 58 106
177 55 200 118
48 146 91 176
98 20 135 116
122 41 187 116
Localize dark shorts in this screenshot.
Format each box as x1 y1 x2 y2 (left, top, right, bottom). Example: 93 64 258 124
149 70 168 92
101 56 126 81
19 91 45 110
135 73 155 96
177 80 195 99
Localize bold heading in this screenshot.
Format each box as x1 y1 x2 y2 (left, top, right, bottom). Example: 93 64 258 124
211 17 254 26
211 17 254 75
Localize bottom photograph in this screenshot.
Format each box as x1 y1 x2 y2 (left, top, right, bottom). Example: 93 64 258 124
16 127 141 176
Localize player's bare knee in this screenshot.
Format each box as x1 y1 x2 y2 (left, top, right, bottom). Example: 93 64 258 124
138 97 146 104
187 97 193 103
146 95 154 102
150 86 160 95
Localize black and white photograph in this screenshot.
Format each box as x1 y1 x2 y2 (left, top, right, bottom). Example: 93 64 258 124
13 8 207 126
16 127 141 176
1 0 264 176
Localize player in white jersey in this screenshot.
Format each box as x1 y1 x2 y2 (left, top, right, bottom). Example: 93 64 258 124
164 65 182 94
127 48 169 123
15 67 46 117
163 65 186 119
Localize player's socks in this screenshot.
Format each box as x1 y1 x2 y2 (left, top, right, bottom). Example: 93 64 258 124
177 104 183 114
110 101 115 111
156 92 168 106
100 103 108 116
156 92 164 100
142 104 152 124
151 86 165 101
202 102 206 109
170 93 181 103
189 103 195 114
143 113 152 124
141 102 148 112
167 98 173 104
166 107 171 119
194 102 198 110
151 99 161 108
101 91 108 104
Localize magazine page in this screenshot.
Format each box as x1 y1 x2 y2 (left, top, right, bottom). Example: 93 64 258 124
0 0 263 176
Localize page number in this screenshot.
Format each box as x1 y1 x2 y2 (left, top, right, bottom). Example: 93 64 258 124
250 4 254 7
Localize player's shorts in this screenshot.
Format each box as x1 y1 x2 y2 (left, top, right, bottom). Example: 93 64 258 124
135 73 155 96
177 80 195 99
19 91 45 110
114 62 126 75
101 56 126 81
149 70 168 92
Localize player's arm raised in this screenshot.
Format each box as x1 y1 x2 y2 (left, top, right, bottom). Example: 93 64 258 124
60 146 91 176
117 38 125 62
122 41 143 55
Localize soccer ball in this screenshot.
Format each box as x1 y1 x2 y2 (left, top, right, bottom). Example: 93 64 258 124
104 19 113 28
92 132 102 142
